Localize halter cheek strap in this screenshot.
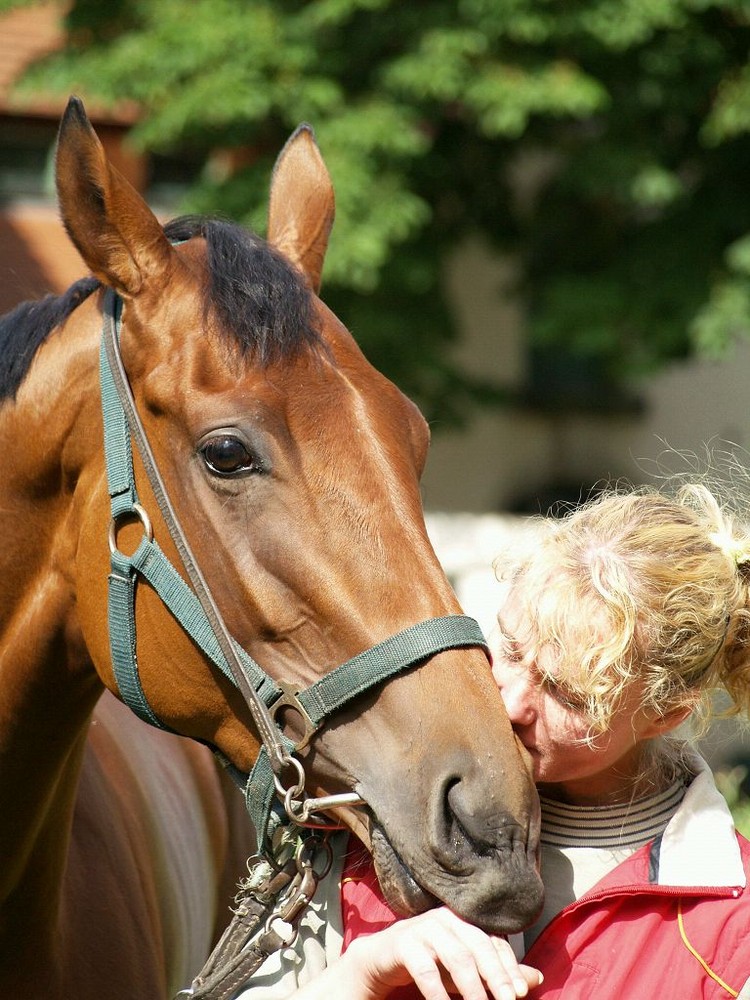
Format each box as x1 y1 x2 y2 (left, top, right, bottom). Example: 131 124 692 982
99 288 489 852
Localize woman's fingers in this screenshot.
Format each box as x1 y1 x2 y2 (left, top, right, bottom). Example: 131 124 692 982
291 908 543 1000
399 917 493 1000
490 939 544 996
428 910 541 1000
383 907 543 1000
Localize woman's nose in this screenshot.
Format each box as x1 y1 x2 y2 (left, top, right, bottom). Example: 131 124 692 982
494 666 537 727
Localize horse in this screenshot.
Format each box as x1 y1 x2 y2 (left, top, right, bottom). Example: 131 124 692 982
0 97 543 999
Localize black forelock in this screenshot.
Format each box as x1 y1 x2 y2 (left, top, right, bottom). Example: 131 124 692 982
164 216 320 364
0 216 320 401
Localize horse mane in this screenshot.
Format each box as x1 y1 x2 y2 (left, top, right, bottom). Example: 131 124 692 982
0 216 319 402
0 277 100 401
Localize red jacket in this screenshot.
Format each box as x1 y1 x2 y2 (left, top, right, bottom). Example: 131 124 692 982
341 761 750 998
521 834 750 998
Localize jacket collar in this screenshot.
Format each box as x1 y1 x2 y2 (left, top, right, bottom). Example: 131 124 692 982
655 754 745 888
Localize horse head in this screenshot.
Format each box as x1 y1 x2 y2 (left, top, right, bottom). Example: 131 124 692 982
55 97 542 933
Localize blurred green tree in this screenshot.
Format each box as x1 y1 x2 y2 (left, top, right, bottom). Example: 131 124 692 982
4 0 750 424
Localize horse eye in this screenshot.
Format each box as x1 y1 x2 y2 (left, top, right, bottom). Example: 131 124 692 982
201 436 256 476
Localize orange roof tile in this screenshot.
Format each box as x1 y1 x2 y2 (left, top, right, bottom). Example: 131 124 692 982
0 3 67 115
0 1 137 122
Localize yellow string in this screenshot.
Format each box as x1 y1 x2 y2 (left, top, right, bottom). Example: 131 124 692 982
677 898 739 997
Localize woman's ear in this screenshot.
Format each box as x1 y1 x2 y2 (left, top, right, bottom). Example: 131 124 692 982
642 703 694 739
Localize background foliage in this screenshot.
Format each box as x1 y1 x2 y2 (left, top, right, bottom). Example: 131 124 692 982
716 765 750 837
5 0 750 423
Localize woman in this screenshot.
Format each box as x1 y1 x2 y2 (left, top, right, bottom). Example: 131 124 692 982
241 484 750 999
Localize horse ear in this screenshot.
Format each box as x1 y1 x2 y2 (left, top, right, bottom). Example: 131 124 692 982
55 97 172 297
267 124 335 294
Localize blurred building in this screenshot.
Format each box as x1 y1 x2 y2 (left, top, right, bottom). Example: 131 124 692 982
422 236 750 517
0 3 146 312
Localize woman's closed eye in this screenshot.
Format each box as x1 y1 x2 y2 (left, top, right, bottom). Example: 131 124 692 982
496 632 526 663
542 674 588 713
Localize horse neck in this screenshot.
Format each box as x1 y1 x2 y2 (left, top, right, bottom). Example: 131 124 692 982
0 297 104 919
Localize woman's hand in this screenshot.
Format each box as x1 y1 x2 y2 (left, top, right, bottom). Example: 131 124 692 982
293 907 543 1000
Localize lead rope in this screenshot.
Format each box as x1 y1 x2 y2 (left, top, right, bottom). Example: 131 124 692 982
176 831 333 1000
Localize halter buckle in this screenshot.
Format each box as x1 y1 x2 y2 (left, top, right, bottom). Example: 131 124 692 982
269 681 318 750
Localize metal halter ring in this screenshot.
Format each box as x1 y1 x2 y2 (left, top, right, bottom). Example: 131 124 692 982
297 834 334 882
108 503 154 557
273 754 306 802
272 754 366 828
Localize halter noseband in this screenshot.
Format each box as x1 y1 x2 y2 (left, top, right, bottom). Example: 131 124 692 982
99 288 488 852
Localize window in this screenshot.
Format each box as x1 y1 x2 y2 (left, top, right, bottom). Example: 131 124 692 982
0 121 58 202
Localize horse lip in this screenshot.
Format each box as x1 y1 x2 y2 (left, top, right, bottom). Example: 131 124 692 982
370 824 438 916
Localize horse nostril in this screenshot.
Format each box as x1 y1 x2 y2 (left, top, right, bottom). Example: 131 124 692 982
446 779 492 849
428 777 486 874
435 769 526 873
441 779 469 862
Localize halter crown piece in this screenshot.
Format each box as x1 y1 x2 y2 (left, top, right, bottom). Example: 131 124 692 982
99 288 489 853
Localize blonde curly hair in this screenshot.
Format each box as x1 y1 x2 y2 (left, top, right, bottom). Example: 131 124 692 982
494 484 750 735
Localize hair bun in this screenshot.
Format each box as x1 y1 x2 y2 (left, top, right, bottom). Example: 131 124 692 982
709 531 750 567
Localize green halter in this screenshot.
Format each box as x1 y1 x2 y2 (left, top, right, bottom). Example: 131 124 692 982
99 288 488 852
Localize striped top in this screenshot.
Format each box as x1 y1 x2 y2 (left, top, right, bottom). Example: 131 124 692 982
540 779 687 849
523 779 687 950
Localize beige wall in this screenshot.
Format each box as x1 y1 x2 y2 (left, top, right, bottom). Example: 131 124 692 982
421 238 750 513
